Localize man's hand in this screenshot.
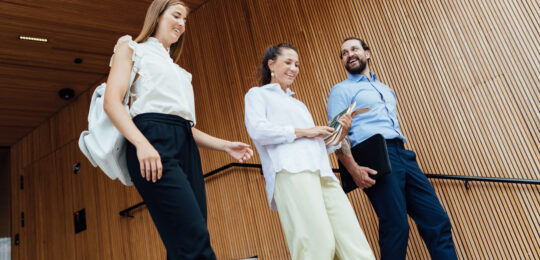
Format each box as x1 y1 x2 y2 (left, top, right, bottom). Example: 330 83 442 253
335 114 352 143
338 113 352 133
335 136 377 189
349 164 377 189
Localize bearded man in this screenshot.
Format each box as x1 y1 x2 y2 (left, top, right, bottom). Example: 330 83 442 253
327 37 458 260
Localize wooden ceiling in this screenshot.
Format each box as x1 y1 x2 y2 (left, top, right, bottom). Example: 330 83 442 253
0 0 207 146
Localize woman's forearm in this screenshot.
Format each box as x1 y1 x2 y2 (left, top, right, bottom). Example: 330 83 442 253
294 128 308 139
103 40 150 149
192 127 229 151
103 98 149 148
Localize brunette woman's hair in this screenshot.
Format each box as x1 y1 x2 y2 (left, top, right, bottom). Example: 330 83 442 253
258 43 297 86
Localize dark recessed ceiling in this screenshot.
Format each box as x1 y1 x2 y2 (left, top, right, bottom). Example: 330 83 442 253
0 0 207 146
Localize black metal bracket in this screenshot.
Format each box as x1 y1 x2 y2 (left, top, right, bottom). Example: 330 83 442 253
119 202 145 217
119 163 540 217
73 163 81 174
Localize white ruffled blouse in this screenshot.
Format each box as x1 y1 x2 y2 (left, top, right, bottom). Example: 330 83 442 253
111 35 196 124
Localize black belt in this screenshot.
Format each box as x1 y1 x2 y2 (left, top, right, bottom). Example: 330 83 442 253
385 138 404 148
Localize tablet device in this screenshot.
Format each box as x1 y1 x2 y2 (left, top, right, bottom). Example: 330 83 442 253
338 134 392 193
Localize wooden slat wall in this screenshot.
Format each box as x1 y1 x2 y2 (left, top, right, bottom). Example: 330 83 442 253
10 86 168 259
9 0 539 259
177 0 539 259
0 149 10 237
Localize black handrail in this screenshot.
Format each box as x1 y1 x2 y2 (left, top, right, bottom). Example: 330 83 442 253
120 163 540 217
204 163 262 178
120 163 262 217
119 202 145 218
424 174 540 189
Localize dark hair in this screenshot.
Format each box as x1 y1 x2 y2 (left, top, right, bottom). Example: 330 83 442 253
339 37 370 59
258 43 298 86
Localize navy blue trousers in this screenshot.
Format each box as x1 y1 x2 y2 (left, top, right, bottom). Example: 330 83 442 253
126 113 216 260
363 139 457 260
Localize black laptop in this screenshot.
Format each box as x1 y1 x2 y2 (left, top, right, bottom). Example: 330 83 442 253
338 134 392 193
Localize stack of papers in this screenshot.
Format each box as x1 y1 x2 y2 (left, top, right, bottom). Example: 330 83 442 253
324 102 370 146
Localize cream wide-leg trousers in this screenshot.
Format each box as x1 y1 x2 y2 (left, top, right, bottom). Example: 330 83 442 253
273 170 375 260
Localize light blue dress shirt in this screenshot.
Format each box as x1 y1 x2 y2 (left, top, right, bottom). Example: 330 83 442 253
327 72 406 147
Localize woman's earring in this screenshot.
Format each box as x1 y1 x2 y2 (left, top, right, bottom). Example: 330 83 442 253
271 71 275 77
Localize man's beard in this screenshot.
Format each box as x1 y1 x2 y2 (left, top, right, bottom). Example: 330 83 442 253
345 58 367 74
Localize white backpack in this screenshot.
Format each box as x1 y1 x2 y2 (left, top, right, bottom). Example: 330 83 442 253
78 76 135 186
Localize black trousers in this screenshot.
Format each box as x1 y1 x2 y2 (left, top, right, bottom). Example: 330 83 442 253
126 113 216 260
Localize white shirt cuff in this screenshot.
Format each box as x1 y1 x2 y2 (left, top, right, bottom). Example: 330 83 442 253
326 142 342 154
284 125 296 143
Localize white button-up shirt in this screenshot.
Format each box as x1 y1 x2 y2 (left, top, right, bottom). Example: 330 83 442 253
244 83 339 210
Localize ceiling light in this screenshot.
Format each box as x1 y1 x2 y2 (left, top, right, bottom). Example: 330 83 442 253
18 36 48 43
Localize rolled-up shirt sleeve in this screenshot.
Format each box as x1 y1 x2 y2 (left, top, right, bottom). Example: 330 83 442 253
244 89 296 146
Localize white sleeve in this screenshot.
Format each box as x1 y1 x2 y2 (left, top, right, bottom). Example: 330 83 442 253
244 89 296 146
326 142 342 154
109 35 142 75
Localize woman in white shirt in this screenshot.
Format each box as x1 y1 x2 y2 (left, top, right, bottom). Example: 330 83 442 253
103 1 253 259
244 44 375 260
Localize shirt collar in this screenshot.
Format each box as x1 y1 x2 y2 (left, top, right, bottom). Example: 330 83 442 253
147 37 170 54
263 83 295 96
347 71 377 82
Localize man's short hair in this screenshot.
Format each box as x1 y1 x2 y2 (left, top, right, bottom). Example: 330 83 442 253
340 37 370 59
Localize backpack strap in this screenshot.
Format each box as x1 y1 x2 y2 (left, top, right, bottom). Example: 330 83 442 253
110 35 140 106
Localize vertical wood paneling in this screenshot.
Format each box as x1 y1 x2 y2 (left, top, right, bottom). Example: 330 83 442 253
9 142 21 260
49 102 76 151
177 0 539 259
10 69 166 259
38 154 74 260
10 0 539 259
57 142 104 259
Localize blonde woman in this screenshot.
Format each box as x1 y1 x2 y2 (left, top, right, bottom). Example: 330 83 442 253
244 43 375 259
104 1 253 259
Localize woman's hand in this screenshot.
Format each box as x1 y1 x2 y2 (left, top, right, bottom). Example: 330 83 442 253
225 142 254 163
136 142 162 183
295 126 334 139
191 128 253 162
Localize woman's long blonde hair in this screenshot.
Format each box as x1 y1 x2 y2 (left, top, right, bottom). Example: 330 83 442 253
134 0 189 62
